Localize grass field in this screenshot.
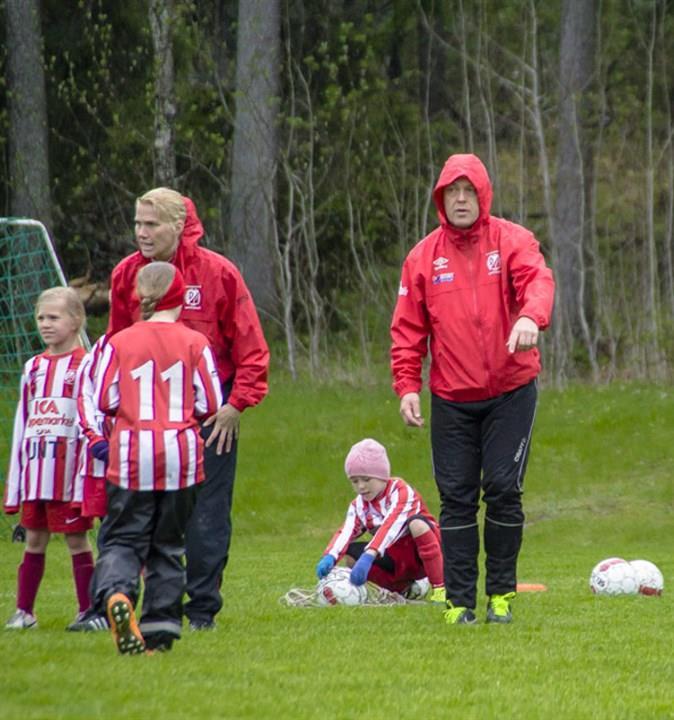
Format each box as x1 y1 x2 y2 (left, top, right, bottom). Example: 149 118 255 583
1 374 673 719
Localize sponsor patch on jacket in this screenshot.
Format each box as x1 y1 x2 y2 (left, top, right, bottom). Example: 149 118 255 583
398 284 409 296
432 272 455 285
184 286 202 310
433 256 449 270
486 251 501 275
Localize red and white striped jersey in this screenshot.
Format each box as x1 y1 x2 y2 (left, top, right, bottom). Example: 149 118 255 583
73 336 109 503
4 348 86 510
94 321 223 491
323 477 438 559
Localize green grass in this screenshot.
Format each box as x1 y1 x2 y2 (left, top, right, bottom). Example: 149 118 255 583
1 375 673 719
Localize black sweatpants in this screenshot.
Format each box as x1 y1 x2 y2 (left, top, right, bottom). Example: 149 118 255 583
91 482 197 641
183 382 238 624
430 380 538 609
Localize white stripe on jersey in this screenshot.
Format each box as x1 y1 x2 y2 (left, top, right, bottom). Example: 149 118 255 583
138 429 155 491
194 347 222 416
164 429 180 490
119 430 131 490
185 428 198 486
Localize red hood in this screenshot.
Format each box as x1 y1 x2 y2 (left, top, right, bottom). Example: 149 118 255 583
432 154 493 241
179 195 204 254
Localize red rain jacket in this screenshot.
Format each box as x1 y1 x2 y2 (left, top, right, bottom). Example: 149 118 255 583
391 154 555 403
107 196 269 412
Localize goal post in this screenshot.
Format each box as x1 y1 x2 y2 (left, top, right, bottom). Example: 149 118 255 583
0 218 90 487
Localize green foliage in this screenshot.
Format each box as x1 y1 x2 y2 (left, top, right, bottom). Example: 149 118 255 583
1 1 674 377
1 378 673 718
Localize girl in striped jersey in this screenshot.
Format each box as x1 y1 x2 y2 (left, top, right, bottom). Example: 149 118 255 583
74 335 110 521
4 287 95 630
315 438 446 603
90 262 222 654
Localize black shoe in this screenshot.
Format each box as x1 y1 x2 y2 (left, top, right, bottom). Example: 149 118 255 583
66 609 110 632
188 618 216 631
145 632 175 653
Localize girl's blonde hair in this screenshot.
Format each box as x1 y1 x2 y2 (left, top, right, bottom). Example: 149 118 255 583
35 286 86 331
136 187 186 228
136 262 177 320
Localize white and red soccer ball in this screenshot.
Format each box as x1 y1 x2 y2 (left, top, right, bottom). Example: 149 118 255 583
629 559 664 596
316 567 367 606
590 557 664 596
589 557 639 596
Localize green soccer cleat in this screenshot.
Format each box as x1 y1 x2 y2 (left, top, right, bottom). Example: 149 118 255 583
486 592 516 624
443 604 477 625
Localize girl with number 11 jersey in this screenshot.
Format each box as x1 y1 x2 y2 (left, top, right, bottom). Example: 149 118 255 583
91 262 222 655
95 292 222 493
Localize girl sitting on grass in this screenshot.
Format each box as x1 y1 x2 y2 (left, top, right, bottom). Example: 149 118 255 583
316 438 445 603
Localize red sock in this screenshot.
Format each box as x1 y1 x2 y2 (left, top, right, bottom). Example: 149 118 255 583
414 530 444 587
17 552 45 614
71 551 95 612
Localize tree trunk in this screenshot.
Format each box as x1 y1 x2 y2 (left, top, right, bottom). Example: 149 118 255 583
149 0 177 187
5 0 53 234
229 0 281 317
553 0 598 377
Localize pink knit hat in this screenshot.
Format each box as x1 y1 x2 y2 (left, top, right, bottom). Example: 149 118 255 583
344 438 391 480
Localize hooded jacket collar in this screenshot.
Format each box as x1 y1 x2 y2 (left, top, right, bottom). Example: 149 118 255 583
432 154 493 245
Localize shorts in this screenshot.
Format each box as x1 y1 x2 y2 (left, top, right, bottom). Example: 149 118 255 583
347 534 430 593
21 500 93 534
82 475 107 518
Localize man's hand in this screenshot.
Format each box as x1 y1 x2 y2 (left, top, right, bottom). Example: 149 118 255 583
203 403 241 455
400 392 424 427
506 316 539 354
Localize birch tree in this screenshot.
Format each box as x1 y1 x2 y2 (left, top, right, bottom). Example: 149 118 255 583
149 0 177 187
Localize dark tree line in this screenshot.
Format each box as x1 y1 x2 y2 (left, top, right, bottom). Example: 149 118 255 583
1 0 673 383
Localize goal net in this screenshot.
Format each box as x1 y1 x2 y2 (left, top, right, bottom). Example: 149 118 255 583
0 218 90 488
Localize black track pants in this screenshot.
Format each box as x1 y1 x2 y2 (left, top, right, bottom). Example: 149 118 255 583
430 380 538 609
184 384 238 624
91 483 196 640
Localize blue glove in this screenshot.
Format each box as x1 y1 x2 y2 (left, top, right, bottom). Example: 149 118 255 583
350 553 375 586
316 555 336 579
90 440 109 463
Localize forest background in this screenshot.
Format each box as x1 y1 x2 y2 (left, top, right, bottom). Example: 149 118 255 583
1 0 673 385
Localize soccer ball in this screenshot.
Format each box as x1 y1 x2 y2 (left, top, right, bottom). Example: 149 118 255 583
405 577 431 600
316 567 367 606
629 559 664 596
589 557 639 596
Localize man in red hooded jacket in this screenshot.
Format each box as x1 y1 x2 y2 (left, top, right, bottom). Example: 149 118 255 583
390 154 554 626
77 187 269 633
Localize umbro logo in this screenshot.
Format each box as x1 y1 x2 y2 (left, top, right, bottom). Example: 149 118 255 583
433 256 449 270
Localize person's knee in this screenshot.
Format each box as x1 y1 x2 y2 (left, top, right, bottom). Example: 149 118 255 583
25 529 49 553
408 518 432 537
65 532 92 555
